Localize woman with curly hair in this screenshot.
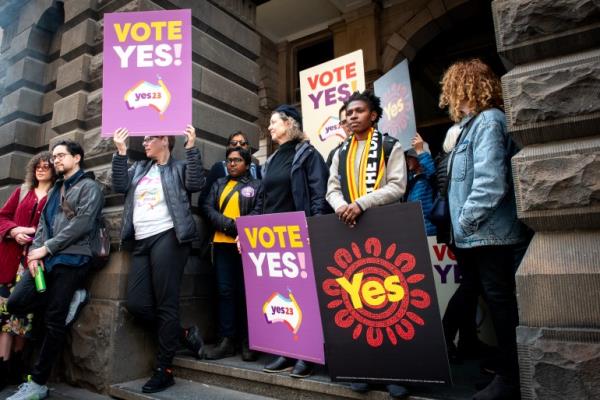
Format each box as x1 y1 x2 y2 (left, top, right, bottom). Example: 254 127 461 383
0 151 56 389
440 59 529 400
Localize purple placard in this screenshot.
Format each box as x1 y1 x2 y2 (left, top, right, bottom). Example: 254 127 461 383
237 212 325 364
101 9 191 136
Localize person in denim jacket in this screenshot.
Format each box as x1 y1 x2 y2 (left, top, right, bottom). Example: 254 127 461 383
440 59 529 400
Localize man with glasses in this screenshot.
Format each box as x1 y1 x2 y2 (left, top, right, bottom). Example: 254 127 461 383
6 140 104 400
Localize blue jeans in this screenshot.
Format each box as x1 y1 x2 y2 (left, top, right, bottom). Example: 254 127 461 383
213 243 247 339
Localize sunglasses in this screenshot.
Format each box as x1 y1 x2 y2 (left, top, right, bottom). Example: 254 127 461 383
36 164 51 171
229 140 248 146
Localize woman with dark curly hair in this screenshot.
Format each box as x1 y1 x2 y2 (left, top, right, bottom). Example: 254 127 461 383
0 151 56 389
440 59 529 400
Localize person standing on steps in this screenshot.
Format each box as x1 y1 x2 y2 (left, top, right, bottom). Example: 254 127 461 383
0 151 56 390
326 90 409 399
202 146 263 362
439 59 530 400
260 105 329 379
111 126 206 394
6 141 104 400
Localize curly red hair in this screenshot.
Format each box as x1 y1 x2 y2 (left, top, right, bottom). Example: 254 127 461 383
439 59 503 122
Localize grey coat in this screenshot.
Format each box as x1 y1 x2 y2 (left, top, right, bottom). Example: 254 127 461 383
33 171 104 256
112 147 205 244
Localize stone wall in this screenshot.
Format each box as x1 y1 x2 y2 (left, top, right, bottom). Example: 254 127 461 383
0 0 261 392
492 0 600 398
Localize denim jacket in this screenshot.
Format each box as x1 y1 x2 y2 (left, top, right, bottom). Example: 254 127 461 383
448 108 527 248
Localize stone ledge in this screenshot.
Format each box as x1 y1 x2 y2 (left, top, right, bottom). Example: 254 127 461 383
192 99 259 149
4 56 47 92
517 326 600 400
170 0 261 58
0 119 43 149
56 54 96 97
503 48 600 146
492 0 600 65
60 18 101 62
0 87 44 121
512 136 600 231
0 151 33 181
516 230 600 327
50 92 88 134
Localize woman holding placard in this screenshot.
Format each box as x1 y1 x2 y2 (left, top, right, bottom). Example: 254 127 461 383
260 105 329 378
111 127 205 394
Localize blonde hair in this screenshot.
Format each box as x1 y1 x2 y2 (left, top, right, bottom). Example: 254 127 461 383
273 112 306 142
439 59 503 123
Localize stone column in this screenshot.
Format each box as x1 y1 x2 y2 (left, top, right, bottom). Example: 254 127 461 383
492 1 600 398
28 0 260 392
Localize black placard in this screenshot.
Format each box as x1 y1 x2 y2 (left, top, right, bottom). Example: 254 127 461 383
308 202 451 385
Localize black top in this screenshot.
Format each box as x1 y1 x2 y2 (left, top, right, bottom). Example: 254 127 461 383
262 140 298 213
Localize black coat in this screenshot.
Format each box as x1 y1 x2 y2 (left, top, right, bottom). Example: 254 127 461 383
112 147 205 244
202 173 263 238
262 141 329 217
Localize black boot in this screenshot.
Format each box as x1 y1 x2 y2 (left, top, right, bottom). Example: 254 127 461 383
0 358 9 391
181 325 205 359
241 338 258 362
473 374 520 400
205 337 235 360
9 351 25 385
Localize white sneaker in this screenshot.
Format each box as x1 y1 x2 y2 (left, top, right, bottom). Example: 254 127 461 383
7 379 49 400
65 288 89 326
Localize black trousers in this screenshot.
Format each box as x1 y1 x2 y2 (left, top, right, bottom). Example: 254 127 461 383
126 229 190 369
453 245 523 381
7 264 90 385
442 247 480 349
213 243 248 339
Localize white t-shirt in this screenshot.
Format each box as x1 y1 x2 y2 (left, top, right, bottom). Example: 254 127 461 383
133 164 174 240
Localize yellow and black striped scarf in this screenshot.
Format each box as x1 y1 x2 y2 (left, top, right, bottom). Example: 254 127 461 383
338 128 386 203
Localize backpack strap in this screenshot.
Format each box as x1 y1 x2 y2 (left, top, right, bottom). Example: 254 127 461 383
18 183 29 204
382 134 398 166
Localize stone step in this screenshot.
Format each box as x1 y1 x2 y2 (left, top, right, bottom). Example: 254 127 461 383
166 354 478 400
109 378 279 400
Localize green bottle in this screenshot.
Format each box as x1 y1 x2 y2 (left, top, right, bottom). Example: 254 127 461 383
34 262 46 293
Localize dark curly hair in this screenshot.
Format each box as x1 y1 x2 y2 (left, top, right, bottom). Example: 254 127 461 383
343 90 383 125
25 151 56 190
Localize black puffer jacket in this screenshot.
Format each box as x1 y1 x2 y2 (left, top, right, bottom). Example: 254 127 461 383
112 147 205 243
434 151 450 196
202 173 263 238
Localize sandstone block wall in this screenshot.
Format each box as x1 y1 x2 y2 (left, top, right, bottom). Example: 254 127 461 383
0 0 261 392
492 1 600 398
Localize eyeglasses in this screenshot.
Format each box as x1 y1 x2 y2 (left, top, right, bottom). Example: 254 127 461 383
51 153 70 163
36 164 51 171
226 157 244 165
229 140 248 146
143 136 159 144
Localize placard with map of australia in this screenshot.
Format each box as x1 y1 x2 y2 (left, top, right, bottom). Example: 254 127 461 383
101 9 191 136
237 212 325 364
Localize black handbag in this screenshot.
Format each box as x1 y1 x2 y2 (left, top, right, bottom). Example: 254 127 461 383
429 194 449 225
